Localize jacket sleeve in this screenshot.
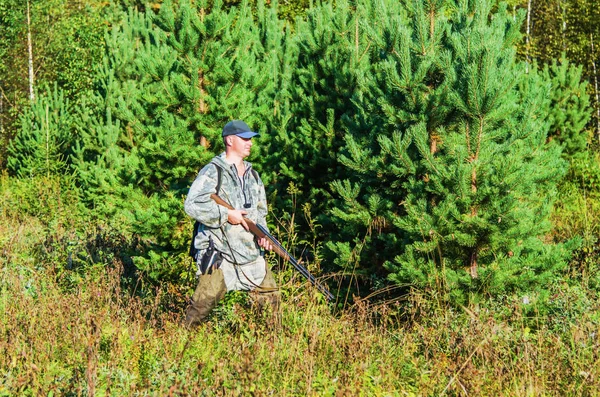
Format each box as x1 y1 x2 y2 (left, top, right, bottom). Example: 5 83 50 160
184 164 229 228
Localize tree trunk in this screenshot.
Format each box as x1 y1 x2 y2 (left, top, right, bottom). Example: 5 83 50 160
198 69 209 148
355 17 359 60
591 34 600 144
26 0 35 102
0 81 3 137
470 249 478 279
0 80 3 167
525 0 532 73
45 104 50 177
560 0 567 53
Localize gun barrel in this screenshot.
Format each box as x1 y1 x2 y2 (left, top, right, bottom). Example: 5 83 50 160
211 194 334 301
255 224 334 301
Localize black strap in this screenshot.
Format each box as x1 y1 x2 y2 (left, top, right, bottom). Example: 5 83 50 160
188 221 201 258
214 163 222 193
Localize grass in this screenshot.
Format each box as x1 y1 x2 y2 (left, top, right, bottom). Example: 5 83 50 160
1 174 600 396
3 244 600 395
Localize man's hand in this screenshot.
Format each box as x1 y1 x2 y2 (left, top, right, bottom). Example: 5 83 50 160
257 236 273 251
227 209 249 231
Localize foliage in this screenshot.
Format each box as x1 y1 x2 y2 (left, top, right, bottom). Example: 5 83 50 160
1 0 598 330
552 151 600 292
1 0 585 303
521 0 600 139
219 0 312 23
526 0 600 75
0 172 81 229
0 173 140 289
71 0 292 286
567 150 600 192
29 0 106 98
540 57 591 156
0 0 106 169
260 0 385 239
2 242 600 395
7 85 77 178
0 0 30 166
328 0 572 304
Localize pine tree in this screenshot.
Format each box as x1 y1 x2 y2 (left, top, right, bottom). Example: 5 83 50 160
540 57 591 156
250 0 298 178
327 0 452 279
7 85 76 178
523 0 600 140
73 0 287 283
261 0 375 228
0 0 105 169
330 0 570 303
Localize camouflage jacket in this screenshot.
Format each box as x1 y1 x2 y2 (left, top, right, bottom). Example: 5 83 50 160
184 153 269 265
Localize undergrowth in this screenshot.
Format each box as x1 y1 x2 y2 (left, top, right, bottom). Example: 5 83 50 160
1 174 600 396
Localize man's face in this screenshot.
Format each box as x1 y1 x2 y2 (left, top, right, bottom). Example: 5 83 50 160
227 135 253 158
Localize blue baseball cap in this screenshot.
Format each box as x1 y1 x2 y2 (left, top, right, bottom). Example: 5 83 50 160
222 120 259 138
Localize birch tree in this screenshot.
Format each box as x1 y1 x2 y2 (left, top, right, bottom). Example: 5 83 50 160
591 34 600 142
26 0 34 102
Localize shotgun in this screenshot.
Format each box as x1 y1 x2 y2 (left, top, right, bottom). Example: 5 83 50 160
211 193 334 302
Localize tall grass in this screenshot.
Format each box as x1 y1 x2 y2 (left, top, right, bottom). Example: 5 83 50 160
1 174 600 396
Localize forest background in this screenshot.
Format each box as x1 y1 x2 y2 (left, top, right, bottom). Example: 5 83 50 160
1 0 600 395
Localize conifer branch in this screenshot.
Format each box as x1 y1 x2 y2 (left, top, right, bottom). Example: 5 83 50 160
355 17 359 61
429 5 435 38
357 41 371 64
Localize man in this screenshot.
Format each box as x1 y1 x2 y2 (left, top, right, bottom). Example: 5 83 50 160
183 120 280 327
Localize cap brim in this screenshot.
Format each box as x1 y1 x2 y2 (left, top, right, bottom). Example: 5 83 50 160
235 131 259 138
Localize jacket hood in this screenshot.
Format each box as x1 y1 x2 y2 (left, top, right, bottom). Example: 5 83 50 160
211 152 252 178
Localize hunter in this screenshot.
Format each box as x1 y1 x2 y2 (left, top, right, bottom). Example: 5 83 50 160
183 120 280 327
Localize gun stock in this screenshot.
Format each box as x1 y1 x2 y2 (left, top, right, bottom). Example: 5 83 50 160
211 193 334 301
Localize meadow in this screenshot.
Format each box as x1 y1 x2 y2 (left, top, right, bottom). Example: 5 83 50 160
2 174 600 396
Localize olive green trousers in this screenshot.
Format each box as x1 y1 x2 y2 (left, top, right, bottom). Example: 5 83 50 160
184 265 280 328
